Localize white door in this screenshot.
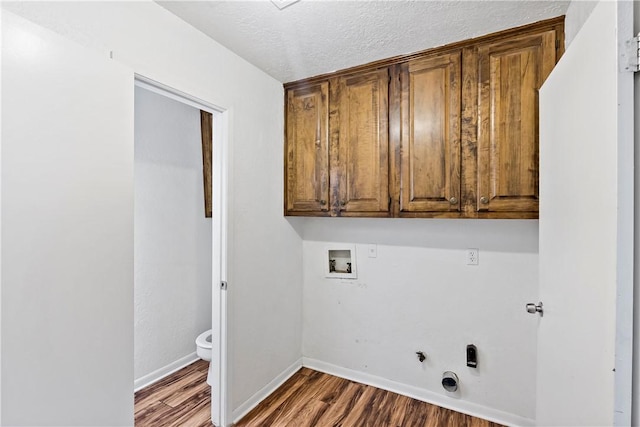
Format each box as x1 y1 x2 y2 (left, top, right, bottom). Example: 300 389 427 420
2 10 134 426
537 1 634 426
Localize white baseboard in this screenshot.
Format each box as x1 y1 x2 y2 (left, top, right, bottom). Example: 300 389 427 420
134 352 201 392
232 358 303 424
302 357 535 427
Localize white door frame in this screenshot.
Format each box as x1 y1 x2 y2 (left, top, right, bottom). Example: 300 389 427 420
613 2 635 425
133 75 229 427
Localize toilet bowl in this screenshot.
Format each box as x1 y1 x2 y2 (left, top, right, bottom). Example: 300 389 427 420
196 329 213 362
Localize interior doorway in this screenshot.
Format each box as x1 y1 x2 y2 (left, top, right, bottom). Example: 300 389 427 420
133 76 228 427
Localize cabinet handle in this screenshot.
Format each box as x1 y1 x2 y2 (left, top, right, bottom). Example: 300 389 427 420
449 197 458 205
526 302 543 317
340 201 346 207
320 200 326 205
480 196 489 204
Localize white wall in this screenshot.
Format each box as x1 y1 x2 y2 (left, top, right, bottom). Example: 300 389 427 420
134 86 212 382
1 0 303 421
2 10 134 425
564 0 598 48
297 218 539 424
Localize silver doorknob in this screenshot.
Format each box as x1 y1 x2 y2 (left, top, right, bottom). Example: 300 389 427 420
526 302 543 317
480 196 489 204
449 197 458 205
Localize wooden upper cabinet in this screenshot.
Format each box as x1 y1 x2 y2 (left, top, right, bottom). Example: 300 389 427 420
333 68 390 216
285 82 330 215
476 29 557 214
399 51 461 215
283 17 564 219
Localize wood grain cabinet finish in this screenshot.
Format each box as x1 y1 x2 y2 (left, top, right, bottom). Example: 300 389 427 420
399 51 461 215
285 82 330 215
475 30 558 214
284 17 564 219
333 69 390 216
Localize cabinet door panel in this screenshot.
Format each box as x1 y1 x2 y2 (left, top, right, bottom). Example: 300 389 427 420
285 82 330 214
477 30 556 213
400 52 461 214
336 69 390 215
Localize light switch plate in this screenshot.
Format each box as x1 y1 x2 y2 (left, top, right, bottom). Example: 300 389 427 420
368 244 377 258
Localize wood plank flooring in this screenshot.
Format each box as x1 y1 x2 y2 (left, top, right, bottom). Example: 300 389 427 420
235 367 504 427
135 360 213 427
135 361 504 427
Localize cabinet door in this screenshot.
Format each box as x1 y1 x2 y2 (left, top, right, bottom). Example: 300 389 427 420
334 69 390 216
285 82 330 215
399 52 461 214
477 29 557 213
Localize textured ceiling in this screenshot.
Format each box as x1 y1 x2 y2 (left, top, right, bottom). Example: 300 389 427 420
157 0 569 83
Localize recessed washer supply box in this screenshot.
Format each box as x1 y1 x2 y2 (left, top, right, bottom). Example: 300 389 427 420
325 245 357 279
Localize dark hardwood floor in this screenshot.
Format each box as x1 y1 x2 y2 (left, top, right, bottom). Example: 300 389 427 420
235 367 504 427
135 361 504 427
135 359 213 427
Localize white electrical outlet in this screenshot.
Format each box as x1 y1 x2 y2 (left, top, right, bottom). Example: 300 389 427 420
467 248 479 265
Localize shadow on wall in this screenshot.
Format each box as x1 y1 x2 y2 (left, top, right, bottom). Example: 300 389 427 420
286 217 538 254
